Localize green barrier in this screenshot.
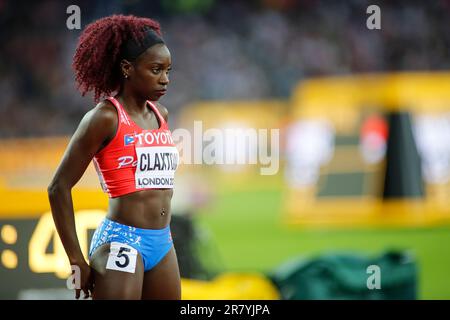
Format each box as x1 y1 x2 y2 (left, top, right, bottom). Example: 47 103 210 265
269 251 418 300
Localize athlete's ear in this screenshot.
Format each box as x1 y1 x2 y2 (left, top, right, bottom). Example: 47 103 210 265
120 59 133 79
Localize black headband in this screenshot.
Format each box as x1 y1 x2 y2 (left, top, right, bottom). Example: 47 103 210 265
122 28 165 61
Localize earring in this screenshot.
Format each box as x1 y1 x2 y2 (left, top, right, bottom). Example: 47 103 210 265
124 74 129 79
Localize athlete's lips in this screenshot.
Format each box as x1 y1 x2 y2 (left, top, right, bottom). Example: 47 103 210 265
154 89 167 96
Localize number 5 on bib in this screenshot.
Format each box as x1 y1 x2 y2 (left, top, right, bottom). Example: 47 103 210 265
106 242 138 273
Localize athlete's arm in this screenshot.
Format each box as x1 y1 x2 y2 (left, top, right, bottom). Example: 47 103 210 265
47 101 117 298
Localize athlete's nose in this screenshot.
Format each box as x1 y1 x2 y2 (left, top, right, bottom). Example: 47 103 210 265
159 72 169 85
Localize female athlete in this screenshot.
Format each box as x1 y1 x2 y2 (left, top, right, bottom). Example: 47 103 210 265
48 14 180 300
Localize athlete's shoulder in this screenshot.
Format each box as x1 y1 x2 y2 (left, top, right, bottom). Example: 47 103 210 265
94 99 118 118
86 100 118 126
154 102 169 122
77 100 118 139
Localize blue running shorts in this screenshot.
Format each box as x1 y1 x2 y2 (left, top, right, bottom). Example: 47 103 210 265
89 218 173 272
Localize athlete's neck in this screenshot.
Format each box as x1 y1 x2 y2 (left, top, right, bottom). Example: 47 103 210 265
116 88 148 115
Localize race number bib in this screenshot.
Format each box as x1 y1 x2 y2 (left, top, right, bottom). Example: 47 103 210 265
106 242 138 273
135 146 179 189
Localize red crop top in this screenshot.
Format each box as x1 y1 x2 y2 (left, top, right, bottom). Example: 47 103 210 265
93 97 179 198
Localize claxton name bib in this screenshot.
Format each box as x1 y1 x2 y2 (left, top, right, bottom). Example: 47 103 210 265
134 130 179 189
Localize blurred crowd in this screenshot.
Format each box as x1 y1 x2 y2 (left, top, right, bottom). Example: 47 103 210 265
0 0 449 137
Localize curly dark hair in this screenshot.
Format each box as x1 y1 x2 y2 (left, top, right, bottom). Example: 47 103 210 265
72 14 161 102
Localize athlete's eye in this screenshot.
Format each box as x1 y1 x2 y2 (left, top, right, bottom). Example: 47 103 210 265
152 68 161 75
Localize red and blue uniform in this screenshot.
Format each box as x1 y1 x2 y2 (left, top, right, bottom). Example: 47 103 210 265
89 97 178 272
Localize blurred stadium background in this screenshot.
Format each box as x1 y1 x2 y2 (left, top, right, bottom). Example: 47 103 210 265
0 0 449 299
